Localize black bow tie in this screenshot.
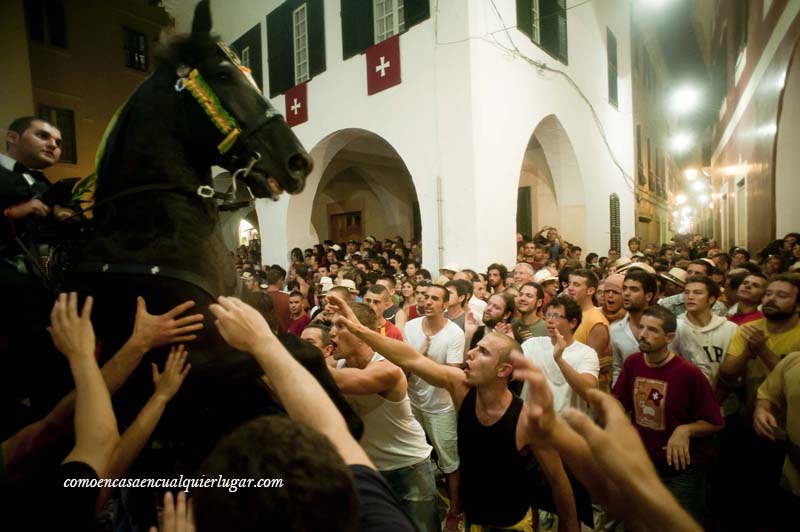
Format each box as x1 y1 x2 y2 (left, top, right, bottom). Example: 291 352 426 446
13 162 46 181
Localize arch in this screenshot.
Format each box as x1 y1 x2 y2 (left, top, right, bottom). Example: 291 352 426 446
775 37 800 236
285 128 420 252
517 114 586 247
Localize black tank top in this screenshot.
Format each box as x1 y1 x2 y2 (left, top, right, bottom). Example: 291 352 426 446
457 388 532 527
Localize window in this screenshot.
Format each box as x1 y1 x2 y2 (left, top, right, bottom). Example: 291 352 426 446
293 4 309 84
607 29 618 107
610 194 620 254
124 28 148 71
374 0 405 43
268 1 328 97
341 0 429 60
23 0 67 48
647 137 654 191
38 104 76 164
531 0 541 44
233 24 263 91
516 0 567 64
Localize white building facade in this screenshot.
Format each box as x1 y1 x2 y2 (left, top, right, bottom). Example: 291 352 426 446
168 0 635 272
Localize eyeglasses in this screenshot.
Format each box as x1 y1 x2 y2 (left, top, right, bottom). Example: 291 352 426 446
544 313 567 320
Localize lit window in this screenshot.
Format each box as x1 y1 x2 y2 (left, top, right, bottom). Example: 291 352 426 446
123 27 148 72
241 46 251 69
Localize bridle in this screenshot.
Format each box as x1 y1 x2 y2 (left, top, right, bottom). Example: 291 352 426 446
55 42 280 296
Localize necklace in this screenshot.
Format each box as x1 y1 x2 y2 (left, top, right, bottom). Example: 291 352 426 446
645 351 672 367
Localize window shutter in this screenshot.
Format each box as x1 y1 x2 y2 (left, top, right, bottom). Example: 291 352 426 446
636 125 645 185
404 0 430 29
610 194 620 253
517 186 533 239
516 0 533 39
232 24 263 91
555 0 567 63
266 3 294 97
607 28 618 106
341 0 374 60
308 0 326 78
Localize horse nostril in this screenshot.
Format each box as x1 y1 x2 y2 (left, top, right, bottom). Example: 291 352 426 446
287 153 312 176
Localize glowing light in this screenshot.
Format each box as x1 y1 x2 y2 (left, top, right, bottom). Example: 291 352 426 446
670 85 702 115
692 181 705 191
699 194 709 203
681 206 691 215
708 202 715 209
676 194 687 204
670 133 694 153
684 168 698 180
758 123 777 137
672 210 679 217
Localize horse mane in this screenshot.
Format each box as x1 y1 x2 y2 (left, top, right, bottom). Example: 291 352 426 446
94 32 224 202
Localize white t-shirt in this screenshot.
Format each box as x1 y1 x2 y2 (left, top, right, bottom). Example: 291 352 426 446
521 337 599 414
403 317 465 413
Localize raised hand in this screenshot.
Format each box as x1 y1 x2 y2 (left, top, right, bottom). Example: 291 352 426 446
152 345 191 402
131 297 204 350
210 296 274 353
465 312 478 337
149 491 195 532
552 329 567 361
48 292 95 360
512 354 556 439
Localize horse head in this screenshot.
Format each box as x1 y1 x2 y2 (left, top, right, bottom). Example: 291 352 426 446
166 0 312 198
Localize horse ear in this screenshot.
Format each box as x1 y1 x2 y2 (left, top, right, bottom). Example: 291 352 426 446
191 0 212 36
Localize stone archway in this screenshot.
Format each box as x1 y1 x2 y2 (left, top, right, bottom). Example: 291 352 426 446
262 128 420 263
517 114 586 248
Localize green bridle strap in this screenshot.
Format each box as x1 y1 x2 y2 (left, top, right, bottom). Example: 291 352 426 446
177 68 242 154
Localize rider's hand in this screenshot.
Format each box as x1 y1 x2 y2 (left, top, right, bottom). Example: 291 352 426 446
7 199 51 219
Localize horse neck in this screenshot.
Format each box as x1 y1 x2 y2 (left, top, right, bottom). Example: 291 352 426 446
87 69 235 296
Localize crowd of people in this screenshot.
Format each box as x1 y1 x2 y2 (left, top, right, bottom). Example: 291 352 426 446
2 114 799 531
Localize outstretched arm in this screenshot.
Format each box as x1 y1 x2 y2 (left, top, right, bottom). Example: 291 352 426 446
1 297 202 481
210 296 372 468
97 345 191 510
49 293 119 477
514 354 702 531
327 294 465 402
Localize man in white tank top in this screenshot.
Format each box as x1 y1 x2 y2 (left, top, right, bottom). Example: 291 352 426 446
329 302 439 532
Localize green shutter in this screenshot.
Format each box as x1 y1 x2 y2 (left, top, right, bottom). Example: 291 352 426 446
308 0 326 77
517 186 532 239
607 28 617 106
404 0 430 29
266 3 294 97
516 0 533 39
556 0 568 63
341 0 374 59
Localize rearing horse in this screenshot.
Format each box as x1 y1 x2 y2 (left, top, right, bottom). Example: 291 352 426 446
50 0 361 489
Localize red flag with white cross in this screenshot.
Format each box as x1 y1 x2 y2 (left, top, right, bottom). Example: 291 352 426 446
284 82 308 127
366 35 401 95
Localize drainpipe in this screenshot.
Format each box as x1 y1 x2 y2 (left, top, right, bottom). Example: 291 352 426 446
437 175 444 270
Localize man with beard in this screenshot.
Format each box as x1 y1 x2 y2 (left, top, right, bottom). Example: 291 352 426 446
465 292 515 351
487 263 508 294
327 296 579 531
512 282 548 343
610 270 710 386
401 284 465 529
601 274 626 324
613 305 723 522
715 274 800 530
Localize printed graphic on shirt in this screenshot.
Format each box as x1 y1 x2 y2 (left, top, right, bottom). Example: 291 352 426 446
702 345 725 363
633 377 668 430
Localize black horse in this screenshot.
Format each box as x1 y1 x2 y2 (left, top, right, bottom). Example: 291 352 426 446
12 1 362 517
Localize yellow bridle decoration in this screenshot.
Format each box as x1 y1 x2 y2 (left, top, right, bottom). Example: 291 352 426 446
179 68 242 154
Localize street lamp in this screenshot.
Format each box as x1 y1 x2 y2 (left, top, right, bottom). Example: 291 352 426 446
676 194 687 204
670 133 694 153
670 85 702 115
684 168 698 180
